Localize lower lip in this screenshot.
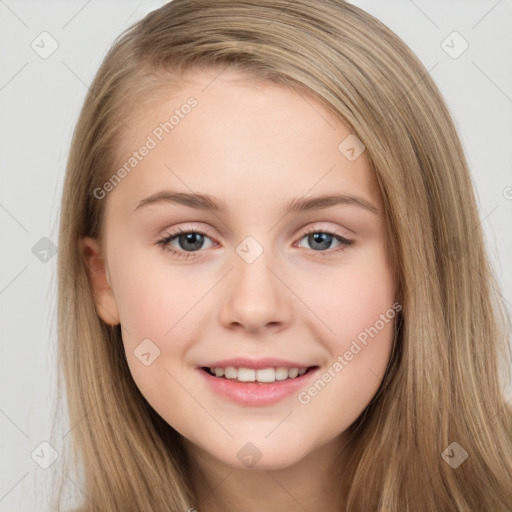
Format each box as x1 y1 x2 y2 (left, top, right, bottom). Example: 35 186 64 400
197 367 319 407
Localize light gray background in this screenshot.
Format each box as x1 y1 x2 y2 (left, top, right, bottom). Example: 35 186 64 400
1 1 511 510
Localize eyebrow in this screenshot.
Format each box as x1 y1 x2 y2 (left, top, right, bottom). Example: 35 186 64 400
133 190 380 216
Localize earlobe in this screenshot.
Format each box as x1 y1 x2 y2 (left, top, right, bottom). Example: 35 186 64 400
78 236 120 326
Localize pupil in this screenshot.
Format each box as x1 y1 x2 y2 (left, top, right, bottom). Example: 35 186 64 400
180 233 203 250
310 233 332 250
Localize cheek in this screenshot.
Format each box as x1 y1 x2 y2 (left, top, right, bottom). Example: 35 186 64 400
113 256 216 383
114 256 198 338
297 248 396 344
294 251 396 427
111 260 188 377
115 274 194 417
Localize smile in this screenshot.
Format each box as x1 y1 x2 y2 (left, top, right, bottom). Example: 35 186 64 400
203 366 311 382
198 366 320 407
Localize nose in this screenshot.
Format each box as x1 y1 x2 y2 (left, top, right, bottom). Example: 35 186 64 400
218 250 293 335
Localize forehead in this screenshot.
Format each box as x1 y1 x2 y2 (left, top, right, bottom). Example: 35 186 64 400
106 68 382 214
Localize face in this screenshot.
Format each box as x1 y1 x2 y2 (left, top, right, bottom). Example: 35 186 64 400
80 68 397 471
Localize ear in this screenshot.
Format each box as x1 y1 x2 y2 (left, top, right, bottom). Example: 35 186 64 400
78 236 120 326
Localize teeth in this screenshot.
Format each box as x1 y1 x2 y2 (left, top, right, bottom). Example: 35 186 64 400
225 366 237 379
208 366 310 382
238 368 256 382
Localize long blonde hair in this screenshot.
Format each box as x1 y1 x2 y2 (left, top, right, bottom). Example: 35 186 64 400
53 1 512 510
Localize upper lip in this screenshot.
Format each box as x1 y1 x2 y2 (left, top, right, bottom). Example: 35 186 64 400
199 357 317 370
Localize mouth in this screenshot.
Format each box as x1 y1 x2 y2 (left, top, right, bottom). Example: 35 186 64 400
198 364 321 407
197 360 320 407
200 365 319 384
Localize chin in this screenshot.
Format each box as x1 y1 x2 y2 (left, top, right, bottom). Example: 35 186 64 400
221 440 310 471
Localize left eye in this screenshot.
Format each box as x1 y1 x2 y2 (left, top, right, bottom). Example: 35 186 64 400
156 227 354 259
296 230 354 252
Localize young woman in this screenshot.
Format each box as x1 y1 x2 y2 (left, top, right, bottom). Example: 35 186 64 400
54 1 512 510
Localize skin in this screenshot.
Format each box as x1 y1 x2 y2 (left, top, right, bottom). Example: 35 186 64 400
80 68 397 512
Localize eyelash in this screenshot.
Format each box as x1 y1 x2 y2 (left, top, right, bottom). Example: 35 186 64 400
156 225 354 260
